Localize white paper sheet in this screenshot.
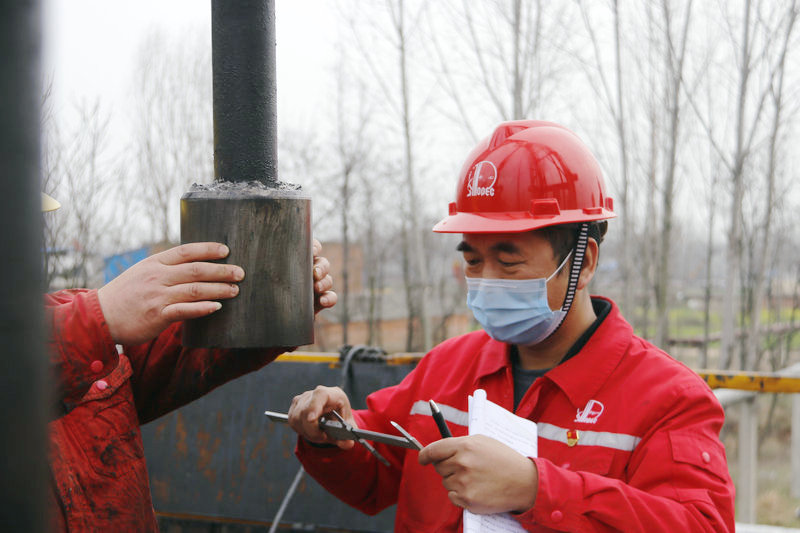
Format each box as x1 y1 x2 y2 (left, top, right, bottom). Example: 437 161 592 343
463 389 538 533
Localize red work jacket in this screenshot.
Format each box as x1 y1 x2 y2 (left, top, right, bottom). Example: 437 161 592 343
46 289 283 532
297 297 735 532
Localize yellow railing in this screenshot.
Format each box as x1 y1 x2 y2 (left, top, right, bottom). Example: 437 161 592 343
698 370 800 393
279 354 800 393
275 351 426 366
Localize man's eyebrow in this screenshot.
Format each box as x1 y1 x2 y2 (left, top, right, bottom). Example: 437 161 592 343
491 242 522 255
456 241 473 252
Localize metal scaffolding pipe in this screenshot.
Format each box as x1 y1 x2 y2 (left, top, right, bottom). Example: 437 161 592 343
0 0 48 529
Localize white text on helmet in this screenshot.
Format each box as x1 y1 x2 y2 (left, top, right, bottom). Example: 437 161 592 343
466 161 497 198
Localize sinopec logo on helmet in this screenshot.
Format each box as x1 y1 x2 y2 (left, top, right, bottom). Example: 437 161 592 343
466 160 497 198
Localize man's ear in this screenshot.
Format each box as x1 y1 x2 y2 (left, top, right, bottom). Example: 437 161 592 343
576 238 599 290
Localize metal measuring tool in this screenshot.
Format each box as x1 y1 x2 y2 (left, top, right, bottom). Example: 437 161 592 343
390 421 423 451
327 410 391 467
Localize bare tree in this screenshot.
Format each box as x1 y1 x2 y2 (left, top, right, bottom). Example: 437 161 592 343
683 0 799 369
650 0 695 349
42 99 119 290
41 81 67 291
427 0 574 132
130 28 212 245
331 48 376 345
742 2 798 370
576 0 634 316
359 167 391 347
343 0 434 351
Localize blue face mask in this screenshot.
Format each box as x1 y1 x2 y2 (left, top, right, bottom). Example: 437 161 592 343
466 252 572 346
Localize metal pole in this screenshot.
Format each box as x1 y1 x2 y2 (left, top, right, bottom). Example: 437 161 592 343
737 397 758 523
792 394 800 498
0 0 48 530
211 0 277 184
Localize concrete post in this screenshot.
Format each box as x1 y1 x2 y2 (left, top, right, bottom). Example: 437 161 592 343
792 394 800 498
738 397 758 523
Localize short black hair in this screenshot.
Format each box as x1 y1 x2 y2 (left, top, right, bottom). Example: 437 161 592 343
537 221 607 271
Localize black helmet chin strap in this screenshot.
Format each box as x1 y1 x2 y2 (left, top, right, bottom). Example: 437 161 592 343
545 222 590 339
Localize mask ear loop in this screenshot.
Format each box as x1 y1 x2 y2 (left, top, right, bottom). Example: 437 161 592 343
544 222 590 339
546 249 573 282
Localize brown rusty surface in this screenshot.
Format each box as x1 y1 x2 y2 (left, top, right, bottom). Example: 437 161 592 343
141 360 410 530
175 412 188 457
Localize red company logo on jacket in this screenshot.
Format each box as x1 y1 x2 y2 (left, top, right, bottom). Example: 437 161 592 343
574 399 604 424
466 160 497 197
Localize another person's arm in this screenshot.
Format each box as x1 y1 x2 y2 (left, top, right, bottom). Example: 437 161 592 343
46 289 119 412
118 240 336 423
47 240 335 419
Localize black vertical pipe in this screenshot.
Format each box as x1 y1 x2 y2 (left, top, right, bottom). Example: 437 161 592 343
211 0 277 184
0 0 48 530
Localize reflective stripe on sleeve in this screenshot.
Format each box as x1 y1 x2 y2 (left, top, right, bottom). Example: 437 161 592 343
409 400 469 427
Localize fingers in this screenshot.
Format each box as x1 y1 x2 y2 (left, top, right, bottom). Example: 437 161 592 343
157 242 230 266
313 255 330 282
448 491 467 510
164 261 245 286
288 386 354 448
315 271 333 293
418 438 460 466
161 301 223 322
316 290 337 313
168 281 240 304
312 248 336 312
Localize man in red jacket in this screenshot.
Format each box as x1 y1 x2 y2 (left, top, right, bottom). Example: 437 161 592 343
287 121 735 532
46 229 336 531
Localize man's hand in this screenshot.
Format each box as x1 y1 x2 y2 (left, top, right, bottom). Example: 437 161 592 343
418 435 538 514
97 242 244 345
98 240 336 346
312 239 337 314
288 385 355 450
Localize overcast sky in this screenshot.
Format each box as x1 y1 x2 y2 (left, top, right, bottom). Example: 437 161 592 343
42 0 336 137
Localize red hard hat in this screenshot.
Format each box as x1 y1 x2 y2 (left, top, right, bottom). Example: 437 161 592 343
433 120 615 233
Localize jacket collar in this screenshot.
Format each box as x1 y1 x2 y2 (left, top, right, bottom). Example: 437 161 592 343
473 335 511 386
544 296 632 409
469 297 632 408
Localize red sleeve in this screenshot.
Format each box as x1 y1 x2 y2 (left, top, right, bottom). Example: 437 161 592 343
295 356 434 514
123 324 287 424
45 289 119 411
515 383 735 532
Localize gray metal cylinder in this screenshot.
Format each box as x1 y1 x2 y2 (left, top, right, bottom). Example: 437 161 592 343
181 185 314 348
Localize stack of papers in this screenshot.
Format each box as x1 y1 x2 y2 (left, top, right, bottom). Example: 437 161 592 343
463 389 538 533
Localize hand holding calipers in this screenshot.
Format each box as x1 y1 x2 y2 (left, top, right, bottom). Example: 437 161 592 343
265 410 423 467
